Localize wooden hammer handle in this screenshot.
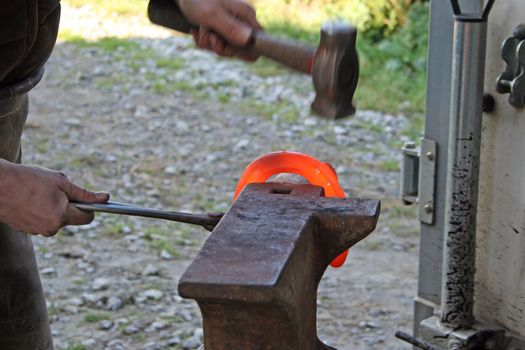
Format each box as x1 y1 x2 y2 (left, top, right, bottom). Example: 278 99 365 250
148 0 315 74
252 32 315 74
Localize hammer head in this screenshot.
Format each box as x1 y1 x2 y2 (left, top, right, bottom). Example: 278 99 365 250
312 22 359 119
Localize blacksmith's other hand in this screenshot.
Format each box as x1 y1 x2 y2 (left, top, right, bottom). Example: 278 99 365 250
0 160 109 237
177 0 262 61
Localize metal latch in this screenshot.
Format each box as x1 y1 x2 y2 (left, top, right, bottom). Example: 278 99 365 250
496 24 525 108
400 138 436 225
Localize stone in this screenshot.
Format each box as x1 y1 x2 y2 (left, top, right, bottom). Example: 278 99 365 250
57 249 86 259
106 338 126 350
82 293 98 304
41 267 56 276
144 341 163 350
234 139 250 151
142 264 160 276
359 320 381 329
151 320 168 330
304 117 317 126
167 336 181 346
193 328 203 340
68 297 83 306
182 335 201 349
115 318 130 326
92 278 111 291
177 310 194 322
164 166 177 175
107 296 124 311
99 320 114 330
143 289 163 300
160 250 173 260
123 325 140 335
63 305 79 314
81 338 97 347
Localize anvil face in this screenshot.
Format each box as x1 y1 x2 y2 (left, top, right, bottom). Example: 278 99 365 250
179 183 380 350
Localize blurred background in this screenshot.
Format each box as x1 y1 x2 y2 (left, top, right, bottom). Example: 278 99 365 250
28 1 429 349
61 0 429 116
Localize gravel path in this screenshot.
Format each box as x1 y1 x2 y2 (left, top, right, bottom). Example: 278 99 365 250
24 5 419 350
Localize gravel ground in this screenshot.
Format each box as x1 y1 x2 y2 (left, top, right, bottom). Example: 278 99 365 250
24 5 419 350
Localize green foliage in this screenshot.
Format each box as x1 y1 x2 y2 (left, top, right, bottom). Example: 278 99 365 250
356 2 429 114
374 3 429 74
255 0 426 34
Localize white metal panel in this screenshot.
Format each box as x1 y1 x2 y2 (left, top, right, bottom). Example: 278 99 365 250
476 0 525 337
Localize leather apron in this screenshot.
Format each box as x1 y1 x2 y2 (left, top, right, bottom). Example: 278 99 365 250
0 66 54 349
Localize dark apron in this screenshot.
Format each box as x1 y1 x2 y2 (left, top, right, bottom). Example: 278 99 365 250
0 67 54 350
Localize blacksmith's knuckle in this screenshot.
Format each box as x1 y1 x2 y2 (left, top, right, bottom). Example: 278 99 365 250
54 171 70 187
79 188 90 201
201 6 214 19
225 23 237 38
243 4 256 18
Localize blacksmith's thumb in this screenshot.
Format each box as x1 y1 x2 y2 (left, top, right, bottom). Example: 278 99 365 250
65 181 110 204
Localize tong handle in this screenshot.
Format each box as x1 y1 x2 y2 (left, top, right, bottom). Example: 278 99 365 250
73 201 221 231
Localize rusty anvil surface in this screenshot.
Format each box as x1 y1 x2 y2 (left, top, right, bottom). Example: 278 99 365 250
178 183 380 350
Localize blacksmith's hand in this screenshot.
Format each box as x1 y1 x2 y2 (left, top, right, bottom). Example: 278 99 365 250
0 160 109 237
177 0 262 61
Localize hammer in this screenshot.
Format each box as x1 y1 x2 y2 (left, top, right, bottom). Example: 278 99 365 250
147 0 359 119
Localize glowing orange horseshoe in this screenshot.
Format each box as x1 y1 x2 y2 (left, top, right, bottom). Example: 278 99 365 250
233 151 349 268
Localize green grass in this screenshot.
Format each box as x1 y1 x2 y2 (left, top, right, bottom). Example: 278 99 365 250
218 94 231 103
83 312 109 323
66 345 87 350
61 36 142 52
143 227 180 257
379 159 400 172
63 0 146 16
248 58 287 77
155 57 185 70
104 221 128 235
35 139 50 154
239 99 301 123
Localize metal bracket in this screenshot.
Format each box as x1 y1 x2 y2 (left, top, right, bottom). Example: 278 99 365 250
401 141 419 205
496 24 525 108
418 139 436 225
413 316 507 350
400 138 437 225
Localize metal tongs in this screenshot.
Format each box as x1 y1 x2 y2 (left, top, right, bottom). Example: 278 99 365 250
73 201 223 231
